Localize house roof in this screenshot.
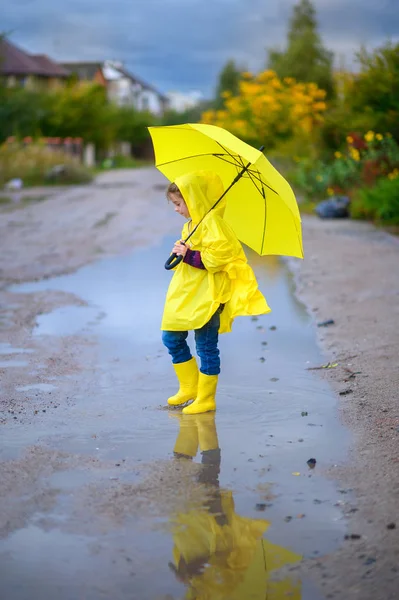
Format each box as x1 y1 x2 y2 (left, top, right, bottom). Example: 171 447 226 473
115 64 167 101
61 60 167 100
61 62 103 80
31 54 69 77
0 38 69 77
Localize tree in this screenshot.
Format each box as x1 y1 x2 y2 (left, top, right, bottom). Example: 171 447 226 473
351 42 399 139
214 59 242 109
267 0 334 97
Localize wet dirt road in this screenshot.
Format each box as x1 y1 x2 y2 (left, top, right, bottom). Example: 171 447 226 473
0 196 351 600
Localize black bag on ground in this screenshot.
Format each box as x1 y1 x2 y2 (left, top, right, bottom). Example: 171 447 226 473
315 196 350 219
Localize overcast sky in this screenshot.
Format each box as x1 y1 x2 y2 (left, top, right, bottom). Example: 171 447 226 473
3 0 399 97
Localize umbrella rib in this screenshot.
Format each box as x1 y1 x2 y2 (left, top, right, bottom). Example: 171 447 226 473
214 141 245 165
156 151 243 168
215 142 279 195
245 168 267 254
245 168 277 194
156 152 222 167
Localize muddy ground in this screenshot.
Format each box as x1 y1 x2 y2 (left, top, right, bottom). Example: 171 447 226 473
0 168 398 599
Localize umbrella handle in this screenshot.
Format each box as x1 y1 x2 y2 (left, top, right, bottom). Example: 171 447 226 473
165 253 183 270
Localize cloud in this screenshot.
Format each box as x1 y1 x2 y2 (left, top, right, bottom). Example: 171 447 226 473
3 0 399 96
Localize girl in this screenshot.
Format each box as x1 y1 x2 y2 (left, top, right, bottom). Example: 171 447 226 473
162 170 270 415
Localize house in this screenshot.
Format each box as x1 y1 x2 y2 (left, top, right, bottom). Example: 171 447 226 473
61 60 168 115
0 38 69 90
166 90 203 112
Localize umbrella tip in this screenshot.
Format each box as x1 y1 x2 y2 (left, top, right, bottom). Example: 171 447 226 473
259 145 265 153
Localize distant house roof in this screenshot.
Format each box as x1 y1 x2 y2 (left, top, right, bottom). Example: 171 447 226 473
61 60 167 100
115 63 167 101
61 62 103 81
0 38 69 77
31 54 69 77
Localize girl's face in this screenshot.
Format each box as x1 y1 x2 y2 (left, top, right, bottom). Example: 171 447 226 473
170 192 190 218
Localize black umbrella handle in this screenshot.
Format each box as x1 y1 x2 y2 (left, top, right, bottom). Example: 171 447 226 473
165 253 183 270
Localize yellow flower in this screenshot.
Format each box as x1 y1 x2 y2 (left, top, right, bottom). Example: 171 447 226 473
313 101 327 111
334 151 342 159
365 130 375 143
376 133 383 141
346 135 354 144
316 174 323 182
388 168 399 180
349 147 360 161
327 187 334 196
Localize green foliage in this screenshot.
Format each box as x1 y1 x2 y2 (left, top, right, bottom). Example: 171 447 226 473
351 42 399 140
0 87 50 140
160 101 212 126
214 60 242 109
267 0 335 98
351 176 399 225
112 106 153 152
42 84 116 150
0 82 157 156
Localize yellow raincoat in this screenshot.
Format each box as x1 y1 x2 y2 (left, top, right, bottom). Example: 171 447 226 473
162 171 270 333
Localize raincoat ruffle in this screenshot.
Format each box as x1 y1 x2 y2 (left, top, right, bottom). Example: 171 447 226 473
162 171 270 333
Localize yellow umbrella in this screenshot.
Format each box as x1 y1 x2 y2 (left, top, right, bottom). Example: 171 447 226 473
149 123 304 268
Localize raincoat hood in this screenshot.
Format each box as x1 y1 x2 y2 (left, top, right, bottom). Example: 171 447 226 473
175 171 225 224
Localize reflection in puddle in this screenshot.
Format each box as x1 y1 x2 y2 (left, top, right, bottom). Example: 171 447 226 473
169 413 302 599
0 359 29 368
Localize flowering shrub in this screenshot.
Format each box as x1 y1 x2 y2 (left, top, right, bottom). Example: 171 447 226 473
201 70 327 149
293 131 399 199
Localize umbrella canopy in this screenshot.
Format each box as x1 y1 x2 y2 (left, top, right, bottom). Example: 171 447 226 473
149 123 303 259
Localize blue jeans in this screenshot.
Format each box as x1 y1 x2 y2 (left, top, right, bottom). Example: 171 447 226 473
162 307 222 375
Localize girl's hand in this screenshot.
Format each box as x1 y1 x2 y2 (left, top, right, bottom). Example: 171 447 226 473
172 241 187 257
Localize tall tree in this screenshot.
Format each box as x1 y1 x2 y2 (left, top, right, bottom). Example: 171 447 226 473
214 59 242 109
267 0 335 97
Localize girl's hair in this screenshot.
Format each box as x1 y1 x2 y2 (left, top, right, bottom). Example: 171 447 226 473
166 182 183 201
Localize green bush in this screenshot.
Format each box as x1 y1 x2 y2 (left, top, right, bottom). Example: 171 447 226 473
350 176 399 224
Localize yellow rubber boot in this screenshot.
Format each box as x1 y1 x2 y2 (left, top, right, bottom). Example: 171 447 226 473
196 413 219 451
171 414 199 458
182 373 217 415
168 357 198 407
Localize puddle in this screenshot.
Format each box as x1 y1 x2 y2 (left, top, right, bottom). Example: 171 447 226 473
32 305 103 336
0 359 29 368
16 383 57 393
2 239 351 599
0 343 34 355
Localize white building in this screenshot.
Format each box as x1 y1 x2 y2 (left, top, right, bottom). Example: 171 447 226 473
62 60 168 115
166 90 203 112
